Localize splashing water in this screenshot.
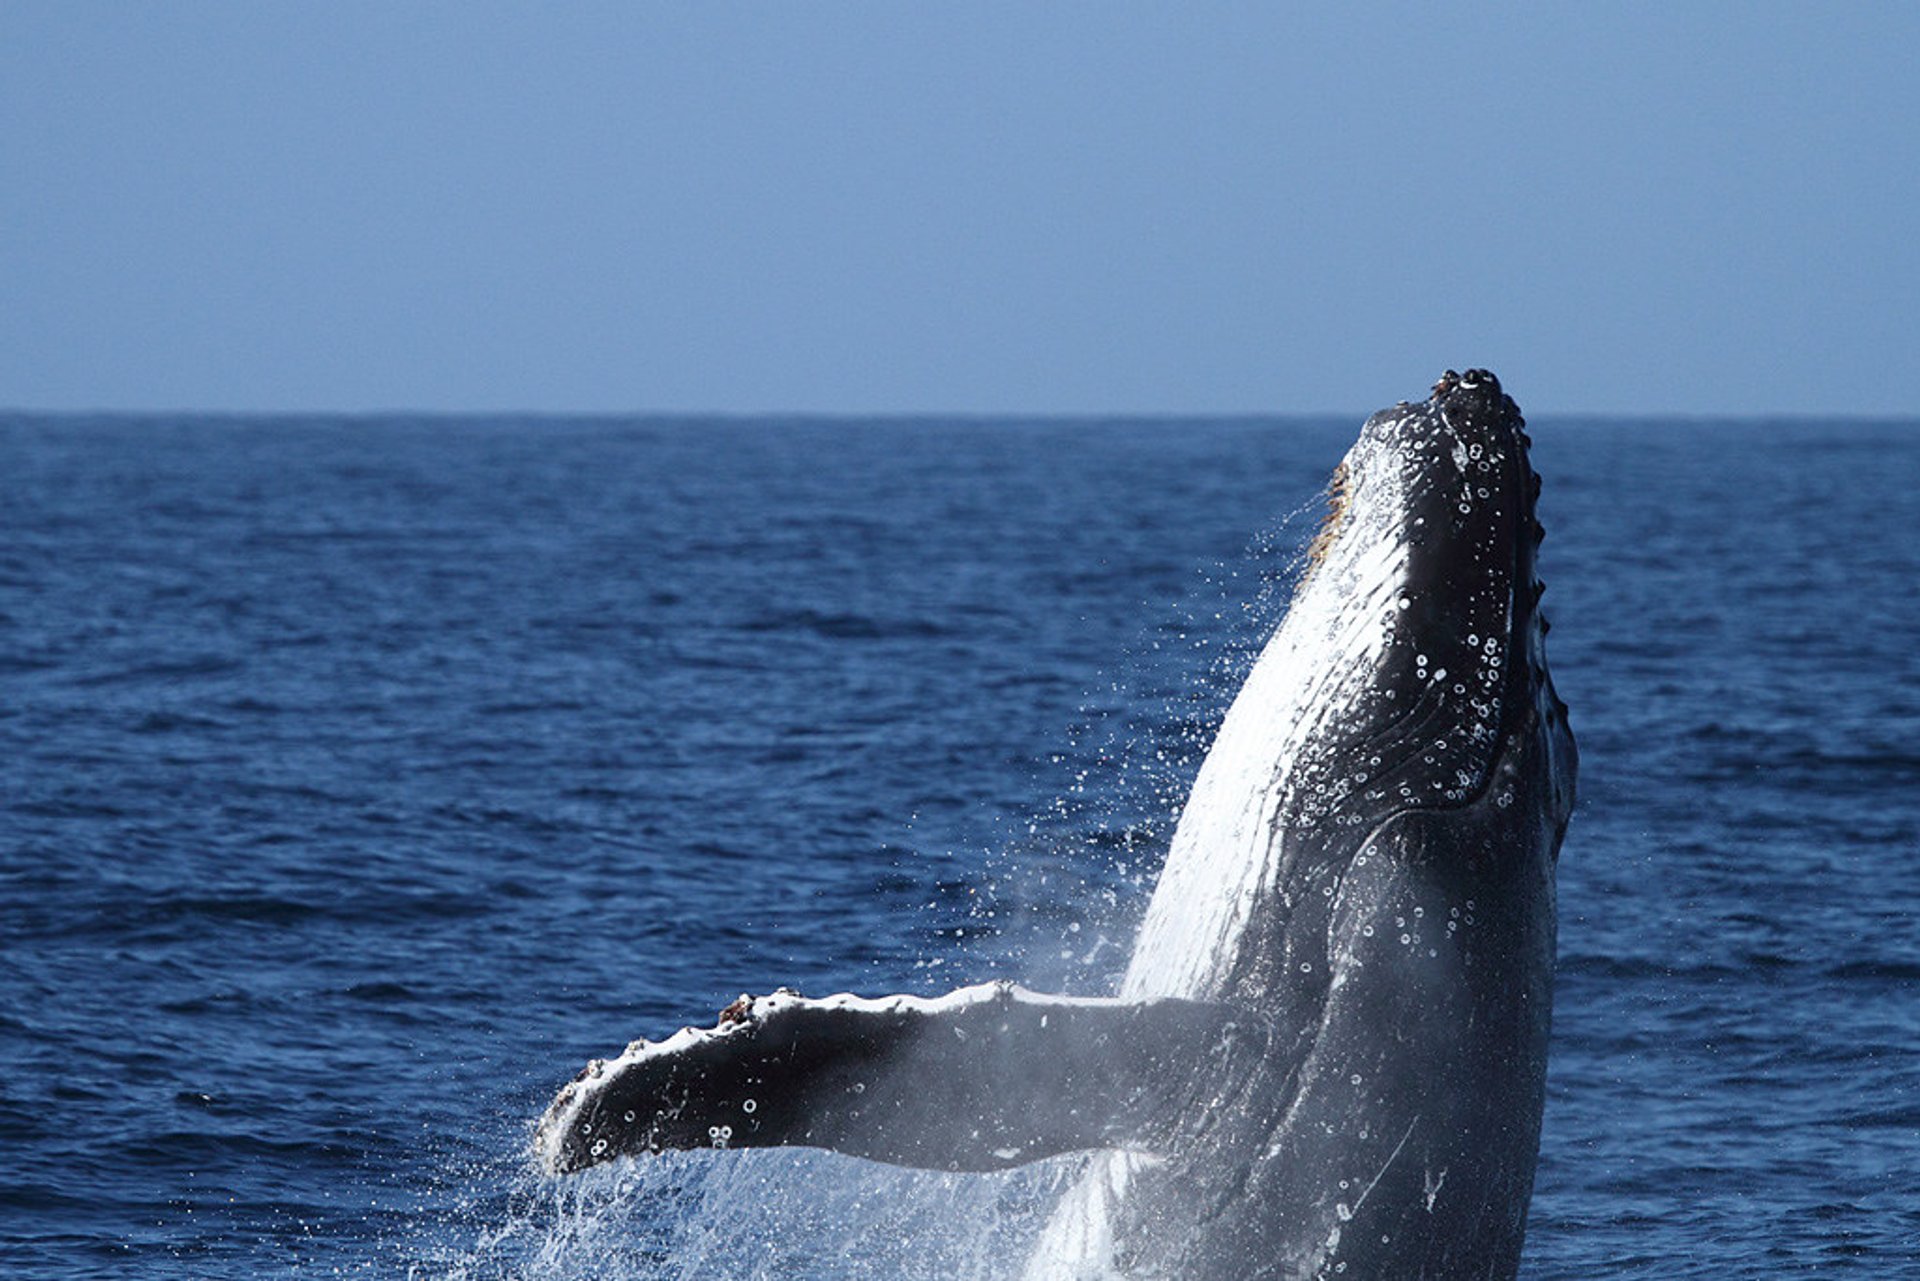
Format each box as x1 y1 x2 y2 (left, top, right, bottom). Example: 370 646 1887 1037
409 1150 1081 1280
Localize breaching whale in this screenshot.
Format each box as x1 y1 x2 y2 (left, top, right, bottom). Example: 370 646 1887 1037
537 370 1576 1280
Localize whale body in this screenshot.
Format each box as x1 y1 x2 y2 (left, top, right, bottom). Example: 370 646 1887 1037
538 371 1576 1280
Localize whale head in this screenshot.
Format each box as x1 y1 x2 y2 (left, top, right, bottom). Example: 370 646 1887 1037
1122 368 1575 1003
1297 367 1574 834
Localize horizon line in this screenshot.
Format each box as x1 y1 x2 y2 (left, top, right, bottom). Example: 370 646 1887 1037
5 405 1916 426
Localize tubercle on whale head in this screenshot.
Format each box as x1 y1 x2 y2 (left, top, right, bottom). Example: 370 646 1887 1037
1332 368 1542 612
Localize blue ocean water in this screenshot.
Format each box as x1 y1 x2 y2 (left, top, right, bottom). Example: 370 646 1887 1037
2 412 1917 1278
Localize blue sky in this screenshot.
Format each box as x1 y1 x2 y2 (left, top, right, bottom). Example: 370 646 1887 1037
3 3 1914 415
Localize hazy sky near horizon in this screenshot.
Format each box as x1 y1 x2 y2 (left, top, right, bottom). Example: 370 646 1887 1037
3 3 1915 416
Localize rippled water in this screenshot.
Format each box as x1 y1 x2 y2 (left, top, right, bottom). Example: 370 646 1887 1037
3 412 1916 1277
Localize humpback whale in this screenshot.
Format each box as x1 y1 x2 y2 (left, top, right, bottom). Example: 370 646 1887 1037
537 371 1576 1280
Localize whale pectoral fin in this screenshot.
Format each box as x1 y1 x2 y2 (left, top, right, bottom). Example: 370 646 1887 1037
538 982 1264 1175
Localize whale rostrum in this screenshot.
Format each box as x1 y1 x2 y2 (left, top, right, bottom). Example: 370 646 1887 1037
537 371 1577 1281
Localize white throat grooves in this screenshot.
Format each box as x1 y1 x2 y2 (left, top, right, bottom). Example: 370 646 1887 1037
1121 459 1410 1003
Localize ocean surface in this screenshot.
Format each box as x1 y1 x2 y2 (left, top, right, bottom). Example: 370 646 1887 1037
3 410 1917 1278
